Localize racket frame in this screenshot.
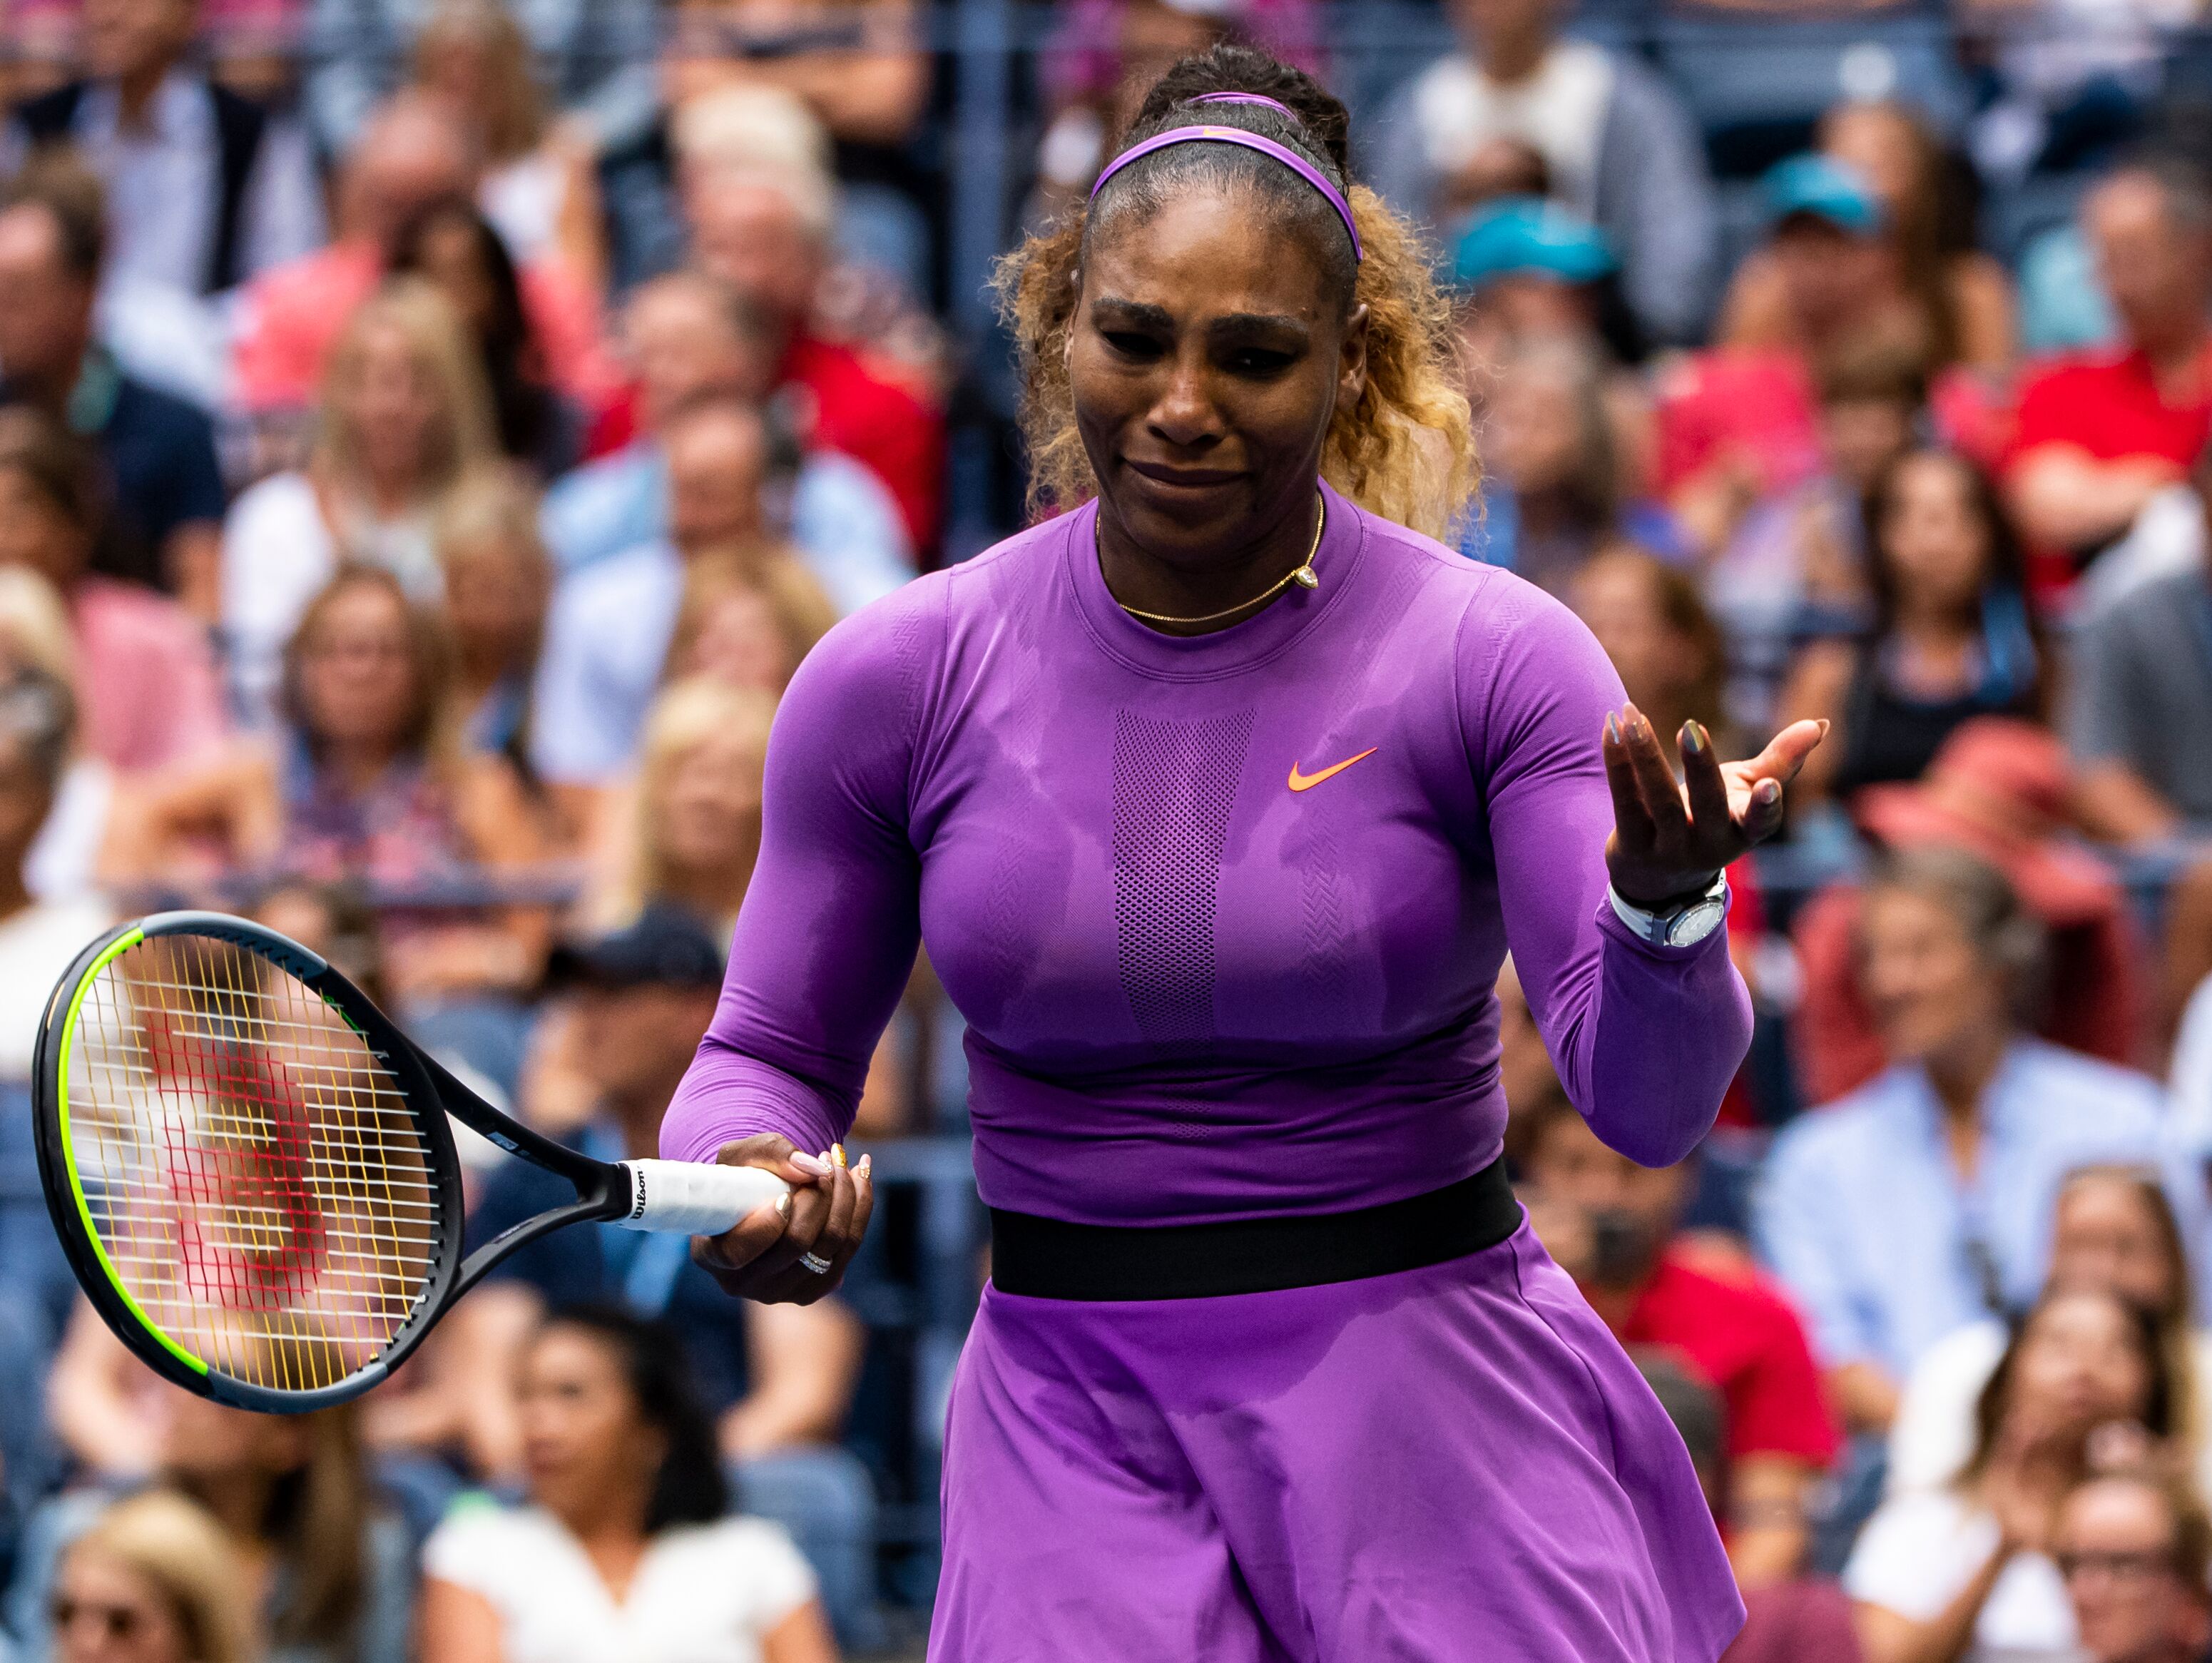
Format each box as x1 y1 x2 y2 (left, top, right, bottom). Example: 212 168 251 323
34 911 634 1413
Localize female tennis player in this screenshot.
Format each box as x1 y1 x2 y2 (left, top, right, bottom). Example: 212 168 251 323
661 46 1822 1662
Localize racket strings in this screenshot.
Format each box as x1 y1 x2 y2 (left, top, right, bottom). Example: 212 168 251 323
67 936 444 1392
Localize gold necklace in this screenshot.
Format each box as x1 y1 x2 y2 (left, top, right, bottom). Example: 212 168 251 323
1109 494 1325 627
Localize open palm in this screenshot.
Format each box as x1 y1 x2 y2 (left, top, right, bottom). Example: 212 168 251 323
1602 707 1827 907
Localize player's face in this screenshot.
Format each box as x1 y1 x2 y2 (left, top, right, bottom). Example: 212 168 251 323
1069 186 1365 576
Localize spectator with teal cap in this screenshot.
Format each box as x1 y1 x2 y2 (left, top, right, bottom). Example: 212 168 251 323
1763 152 1890 238
1451 196 1647 369
1450 195 1620 290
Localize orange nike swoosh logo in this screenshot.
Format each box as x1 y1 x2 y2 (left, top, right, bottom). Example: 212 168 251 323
1288 748 1377 792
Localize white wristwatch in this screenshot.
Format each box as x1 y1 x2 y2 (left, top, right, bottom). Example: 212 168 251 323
1608 871 1730 948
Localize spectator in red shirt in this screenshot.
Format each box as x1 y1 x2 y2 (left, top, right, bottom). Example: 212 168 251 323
2004 160 2212 564
230 92 616 428
1521 1097 1840 1590
685 161 943 554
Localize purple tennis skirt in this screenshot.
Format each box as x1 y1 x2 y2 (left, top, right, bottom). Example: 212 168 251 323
929 1218 1745 1662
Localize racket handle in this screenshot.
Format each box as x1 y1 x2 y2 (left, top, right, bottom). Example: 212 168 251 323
613 1159 791 1234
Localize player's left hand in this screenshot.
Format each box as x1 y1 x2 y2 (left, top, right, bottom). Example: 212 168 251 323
1602 708 1825 908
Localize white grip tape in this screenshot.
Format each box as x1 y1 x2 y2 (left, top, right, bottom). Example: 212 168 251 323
614 1159 790 1234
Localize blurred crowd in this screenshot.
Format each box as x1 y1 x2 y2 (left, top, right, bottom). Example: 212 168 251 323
2 0 2212 1657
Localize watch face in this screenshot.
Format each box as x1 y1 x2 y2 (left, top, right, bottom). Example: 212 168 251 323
1665 899 1728 947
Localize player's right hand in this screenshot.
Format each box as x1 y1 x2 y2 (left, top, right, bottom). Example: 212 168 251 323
691 1134 875 1305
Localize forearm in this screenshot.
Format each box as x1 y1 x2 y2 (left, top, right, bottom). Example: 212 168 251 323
2007 450 2175 551
1573 919 1752 1165
661 1039 855 1167
1830 1361 1903 1435
1727 1455 1815 1589
1856 1545 2011 1663
725 1301 864 1455
2074 761 2182 844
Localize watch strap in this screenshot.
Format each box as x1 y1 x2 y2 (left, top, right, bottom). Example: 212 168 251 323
1608 870 1729 946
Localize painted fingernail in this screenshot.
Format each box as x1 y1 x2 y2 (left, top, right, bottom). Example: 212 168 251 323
790 1151 831 1177
832 1144 847 1169
857 1153 871 1178
1604 713 1621 746
1756 779 1782 805
1683 721 1708 755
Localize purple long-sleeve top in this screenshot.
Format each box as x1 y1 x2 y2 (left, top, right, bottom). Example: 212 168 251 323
662 485 1752 1226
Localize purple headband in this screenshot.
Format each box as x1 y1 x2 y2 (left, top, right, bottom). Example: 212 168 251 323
1090 124 1364 262
1188 93 1297 116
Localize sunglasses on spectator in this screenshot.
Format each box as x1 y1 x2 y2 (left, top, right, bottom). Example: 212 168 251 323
50 1596 151 1640
2056 1549 2180 1582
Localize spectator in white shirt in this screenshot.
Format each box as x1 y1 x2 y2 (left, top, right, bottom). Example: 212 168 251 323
419 1305 837 1663
1846 1288 2175 1663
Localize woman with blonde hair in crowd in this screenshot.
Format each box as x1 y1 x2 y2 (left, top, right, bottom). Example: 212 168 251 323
663 550 838 696
588 678 776 936
46 1492 257 1663
110 566 551 1092
222 278 502 724
14 1339 412 1663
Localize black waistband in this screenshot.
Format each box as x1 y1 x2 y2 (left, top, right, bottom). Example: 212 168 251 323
988 1158 1523 1301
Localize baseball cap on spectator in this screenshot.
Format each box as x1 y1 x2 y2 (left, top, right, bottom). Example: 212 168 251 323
544 902 726 992
1763 153 1885 238
1853 718 2114 925
1450 198 1617 293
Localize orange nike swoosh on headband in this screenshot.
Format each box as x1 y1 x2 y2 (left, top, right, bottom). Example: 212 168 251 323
1287 748 1378 792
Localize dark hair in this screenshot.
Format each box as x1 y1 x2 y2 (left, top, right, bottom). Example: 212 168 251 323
389 197 559 472
540 1306 729 1533
1818 331 1930 410
1861 445 2046 716
1 147 106 281
0 403 141 580
996 44 1474 536
1963 1288 2175 1487
1094 46 1356 312
0 403 100 534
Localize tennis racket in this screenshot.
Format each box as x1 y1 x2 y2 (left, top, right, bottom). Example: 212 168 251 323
33 910 787 1413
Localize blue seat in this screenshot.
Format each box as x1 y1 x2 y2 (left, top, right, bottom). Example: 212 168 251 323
1652 13 1971 178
